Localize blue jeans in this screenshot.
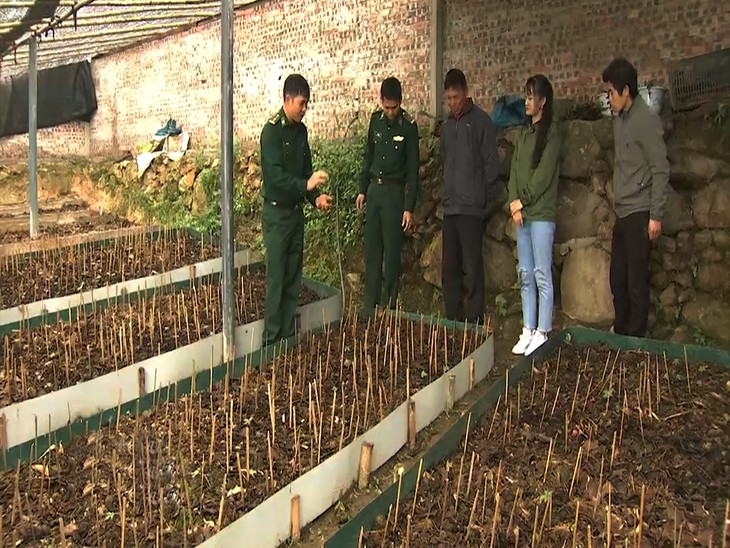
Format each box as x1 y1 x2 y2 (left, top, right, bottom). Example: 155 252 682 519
516 220 555 333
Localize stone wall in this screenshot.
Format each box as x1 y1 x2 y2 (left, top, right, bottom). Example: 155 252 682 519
414 109 730 346
1 0 727 159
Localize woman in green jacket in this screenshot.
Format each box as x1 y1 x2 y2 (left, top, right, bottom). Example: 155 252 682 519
508 74 562 356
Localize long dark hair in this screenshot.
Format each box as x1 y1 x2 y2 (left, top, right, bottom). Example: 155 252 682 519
524 74 554 169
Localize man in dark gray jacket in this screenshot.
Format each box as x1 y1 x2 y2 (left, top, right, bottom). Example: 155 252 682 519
602 57 670 337
440 69 500 324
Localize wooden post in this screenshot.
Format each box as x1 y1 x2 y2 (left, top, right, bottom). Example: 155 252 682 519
447 374 456 412
469 357 475 390
138 367 146 398
188 264 196 281
408 400 416 450
0 413 7 462
358 442 374 489
290 495 301 540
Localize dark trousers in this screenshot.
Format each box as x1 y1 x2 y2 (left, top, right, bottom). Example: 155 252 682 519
610 211 650 337
262 202 304 345
442 214 485 324
363 184 405 317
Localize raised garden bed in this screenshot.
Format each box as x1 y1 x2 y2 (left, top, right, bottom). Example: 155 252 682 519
0 263 337 452
329 328 730 548
0 228 220 308
0 311 493 547
1 266 318 407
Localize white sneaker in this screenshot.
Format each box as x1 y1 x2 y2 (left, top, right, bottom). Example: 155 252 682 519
525 330 549 355
511 328 534 355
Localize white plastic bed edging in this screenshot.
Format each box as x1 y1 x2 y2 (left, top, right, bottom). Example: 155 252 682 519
1 291 342 450
0 248 254 327
198 333 494 548
0 226 152 257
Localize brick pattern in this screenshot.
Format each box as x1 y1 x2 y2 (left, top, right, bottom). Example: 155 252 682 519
1 0 728 158
0 121 87 158
443 0 730 108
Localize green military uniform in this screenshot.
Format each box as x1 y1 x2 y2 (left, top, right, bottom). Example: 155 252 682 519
260 108 320 345
359 108 420 317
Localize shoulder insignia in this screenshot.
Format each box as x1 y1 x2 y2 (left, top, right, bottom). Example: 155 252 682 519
401 110 415 124
372 109 383 120
268 112 281 125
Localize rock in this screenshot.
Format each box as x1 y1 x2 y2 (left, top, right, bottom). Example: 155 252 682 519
666 116 730 189
681 293 730 345
346 273 362 292
178 169 196 192
676 232 693 255
420 231 443 288
669 325 693 344
662 190 694 235
650 270 670 291
657 236 677 253
592 119 614 150
692 179 730 228
560 121 604 179
485 212 508 242
674 271 693 288
191 179 208 214
247 161 261 177
504 218 517 242
483 239 517 293
677 286 694 304
419 139 432 164
700 247 724 263
560 246 614 325
696 262 730 294
658 284 678 307
712 230 730 250
435 204 444 220
415 197 436 222
693 230 713 251
497 130 518 177
590 171 609 197
668 152 727 190
661 252 683 271
555 181 613 243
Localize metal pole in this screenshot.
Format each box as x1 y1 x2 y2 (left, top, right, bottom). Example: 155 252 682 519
28 36 39 239
220 0 235 361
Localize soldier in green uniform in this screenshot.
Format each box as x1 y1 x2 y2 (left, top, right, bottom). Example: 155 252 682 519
260 74 332 346
356 77 420 318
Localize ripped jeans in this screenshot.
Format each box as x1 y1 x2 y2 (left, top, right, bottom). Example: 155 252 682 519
516 220 556 333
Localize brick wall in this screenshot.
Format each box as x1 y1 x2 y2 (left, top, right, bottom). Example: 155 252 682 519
1 0 727 159
444 0 729 108
0 121 87 158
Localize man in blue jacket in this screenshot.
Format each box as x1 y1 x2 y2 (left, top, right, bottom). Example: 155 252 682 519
440 69 500 324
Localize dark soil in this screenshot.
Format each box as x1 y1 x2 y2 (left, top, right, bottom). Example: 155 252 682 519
0 230 219 308
0 270 320 407
0 215 135 245
0 311 488 546
366 344 730 547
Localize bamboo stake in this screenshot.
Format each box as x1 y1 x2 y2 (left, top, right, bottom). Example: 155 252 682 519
291 495 301 540
638 483 646 548
411 459 424 516
571 500 580 548
408 399 416 450
358 442 373 489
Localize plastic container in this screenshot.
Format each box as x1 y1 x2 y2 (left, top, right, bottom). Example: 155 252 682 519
639 85 667 115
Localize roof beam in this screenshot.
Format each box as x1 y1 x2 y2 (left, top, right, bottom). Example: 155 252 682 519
1 10 220 31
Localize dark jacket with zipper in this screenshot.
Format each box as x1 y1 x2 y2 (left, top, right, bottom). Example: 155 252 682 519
611 95 670 221
441 99 500 217
507 120 562 221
